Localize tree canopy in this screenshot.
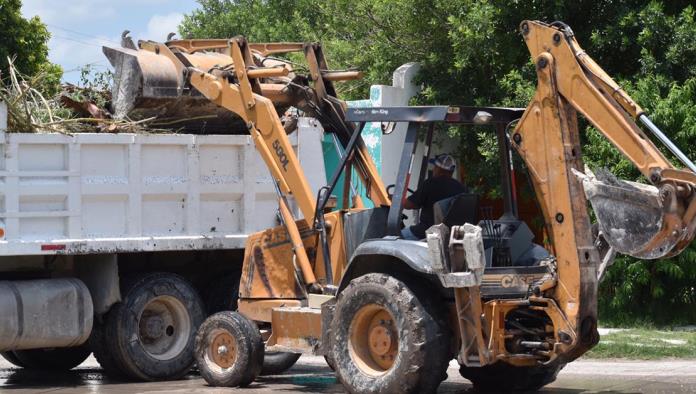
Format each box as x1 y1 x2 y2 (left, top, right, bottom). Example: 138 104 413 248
0 0 61 94
181 0 696 324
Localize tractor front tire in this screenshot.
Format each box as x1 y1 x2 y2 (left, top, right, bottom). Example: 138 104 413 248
204 272 300 375
195 311 264 387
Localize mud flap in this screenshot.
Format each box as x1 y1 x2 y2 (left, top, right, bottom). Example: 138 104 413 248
575 168 684 259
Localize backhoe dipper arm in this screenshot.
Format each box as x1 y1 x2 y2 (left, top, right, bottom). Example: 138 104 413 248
512 20 696 360
517 21 696 259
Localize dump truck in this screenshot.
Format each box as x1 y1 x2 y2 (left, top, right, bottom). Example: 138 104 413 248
0 102 330 376
0 32 359 380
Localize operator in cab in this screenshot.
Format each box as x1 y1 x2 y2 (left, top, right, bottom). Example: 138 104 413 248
401 154 467 240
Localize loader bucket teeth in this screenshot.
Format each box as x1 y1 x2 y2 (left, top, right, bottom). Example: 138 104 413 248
578 169 686 259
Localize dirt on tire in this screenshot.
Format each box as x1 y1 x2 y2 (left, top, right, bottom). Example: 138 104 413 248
330 273 450 394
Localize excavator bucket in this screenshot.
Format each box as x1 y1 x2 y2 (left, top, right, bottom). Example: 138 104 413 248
577 169 687 259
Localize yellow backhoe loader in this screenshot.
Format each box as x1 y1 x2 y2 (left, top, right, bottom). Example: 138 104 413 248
103 21 696 392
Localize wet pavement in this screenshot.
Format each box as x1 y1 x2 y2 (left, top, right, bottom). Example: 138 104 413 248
1 355 695 393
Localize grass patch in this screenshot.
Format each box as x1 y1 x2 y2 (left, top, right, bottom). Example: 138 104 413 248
586 329 696 359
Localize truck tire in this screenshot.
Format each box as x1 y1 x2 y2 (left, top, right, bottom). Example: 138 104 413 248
459 362 565 391
93 272 205 381
1 352 26 368
330 273 449 394
195 311 264 387
91 315 128 379
260 352 301 375
10 344 91 371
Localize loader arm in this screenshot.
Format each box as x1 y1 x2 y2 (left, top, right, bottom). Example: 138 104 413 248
182 36 388 292
512 20 696 359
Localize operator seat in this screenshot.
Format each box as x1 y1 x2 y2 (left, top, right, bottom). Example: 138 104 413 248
432 193 479 228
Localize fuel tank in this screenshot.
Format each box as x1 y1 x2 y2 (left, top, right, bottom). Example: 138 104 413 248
0 278 93 351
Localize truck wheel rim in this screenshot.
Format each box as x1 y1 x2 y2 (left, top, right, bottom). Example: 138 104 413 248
348 304 398 375
137 295 191 360
208 329 237 369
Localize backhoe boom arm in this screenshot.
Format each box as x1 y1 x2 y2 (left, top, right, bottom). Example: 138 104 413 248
511 20 696 359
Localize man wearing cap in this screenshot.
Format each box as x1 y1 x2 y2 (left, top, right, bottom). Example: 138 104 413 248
401 154 467 240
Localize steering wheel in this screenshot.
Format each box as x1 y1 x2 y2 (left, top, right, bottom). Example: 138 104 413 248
386 184 416 200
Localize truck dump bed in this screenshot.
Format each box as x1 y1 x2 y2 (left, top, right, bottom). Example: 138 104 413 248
0 118 325 256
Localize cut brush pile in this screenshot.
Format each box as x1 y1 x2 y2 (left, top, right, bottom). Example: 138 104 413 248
0 57 168 134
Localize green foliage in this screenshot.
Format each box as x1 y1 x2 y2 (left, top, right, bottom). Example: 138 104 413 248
0 0 62 95
64 65 113 108
182 0 696 324
587 328 696 359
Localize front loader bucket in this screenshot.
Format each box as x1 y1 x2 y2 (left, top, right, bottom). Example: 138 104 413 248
103 45 246 133
577 169 685 259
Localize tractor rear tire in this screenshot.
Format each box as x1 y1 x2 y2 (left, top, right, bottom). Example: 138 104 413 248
92 272 205 381
10 344 91 371
195 311 264 387
330 273 450 394
459 362 565 391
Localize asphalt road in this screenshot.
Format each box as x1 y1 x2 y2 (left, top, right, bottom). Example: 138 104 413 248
1 355 695 393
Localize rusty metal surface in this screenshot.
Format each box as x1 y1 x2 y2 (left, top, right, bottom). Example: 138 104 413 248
238 299 302 323
267 307 323 354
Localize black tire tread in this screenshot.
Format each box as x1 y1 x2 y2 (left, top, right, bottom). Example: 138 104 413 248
260 352 301 375
91 311 130 380
402 277 455 387
95 272 205 381
0 351 26 368
459 361 565 391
